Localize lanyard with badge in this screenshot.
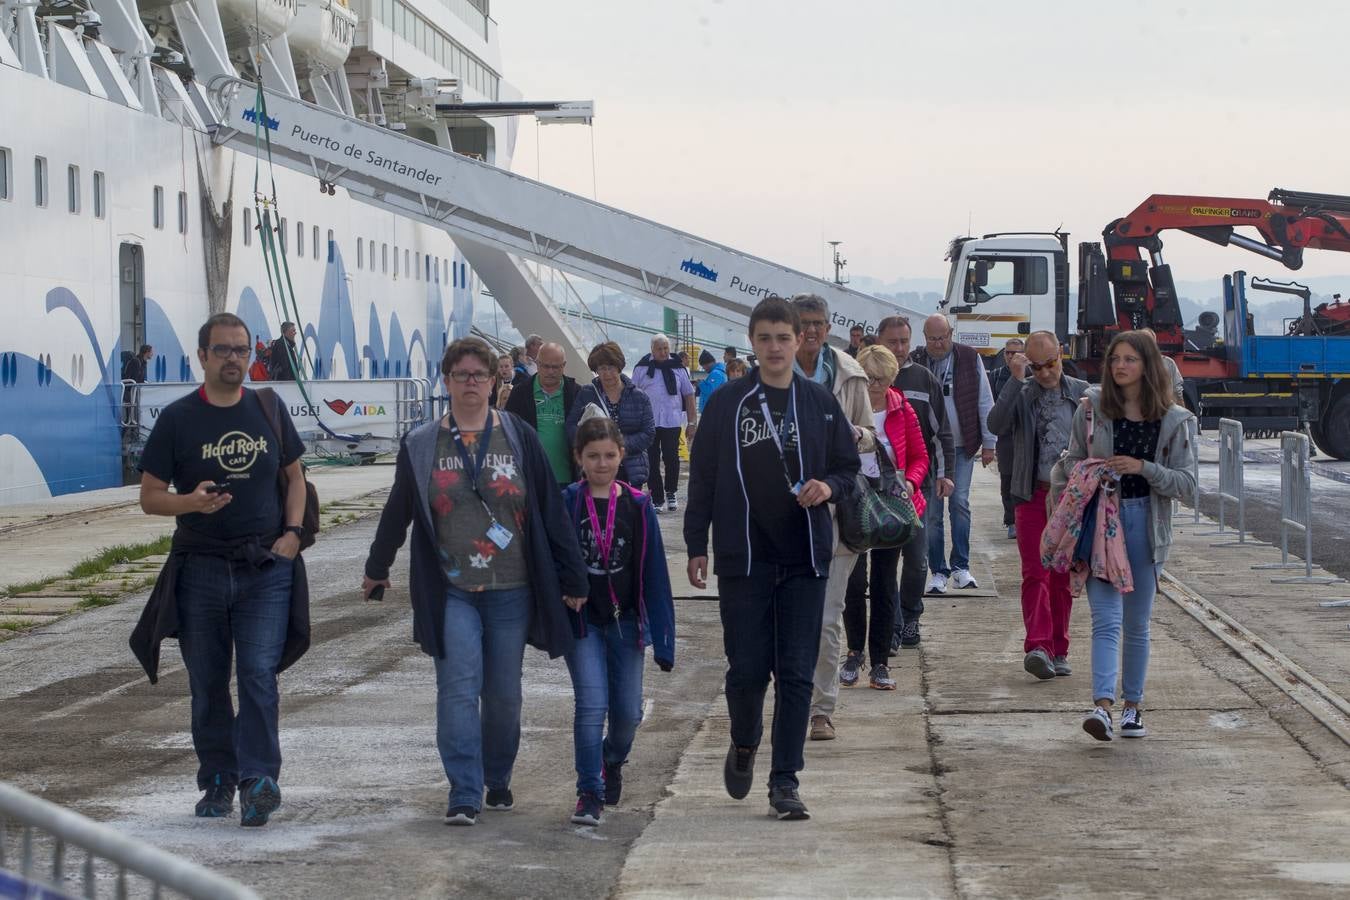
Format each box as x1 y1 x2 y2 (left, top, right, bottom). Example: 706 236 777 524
447 413 514 551
583 482 623 621
758 384 804 495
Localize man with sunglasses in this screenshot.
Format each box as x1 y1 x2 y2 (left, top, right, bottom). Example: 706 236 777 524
133 312 309 827
987 330 1088 680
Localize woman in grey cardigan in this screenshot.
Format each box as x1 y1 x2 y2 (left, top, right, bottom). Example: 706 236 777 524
1052 331 1196 743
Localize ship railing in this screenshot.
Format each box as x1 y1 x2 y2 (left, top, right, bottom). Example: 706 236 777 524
0 780 260 900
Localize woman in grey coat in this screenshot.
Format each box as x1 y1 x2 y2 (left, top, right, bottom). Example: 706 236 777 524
1052 330 1196 743
565 341 656 489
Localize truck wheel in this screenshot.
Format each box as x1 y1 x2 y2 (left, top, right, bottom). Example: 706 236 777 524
1312 395 1350 460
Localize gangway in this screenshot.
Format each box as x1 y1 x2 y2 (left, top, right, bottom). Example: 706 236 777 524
203 78 924 369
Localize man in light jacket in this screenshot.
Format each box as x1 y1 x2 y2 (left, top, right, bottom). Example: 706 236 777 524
986 331 1089 682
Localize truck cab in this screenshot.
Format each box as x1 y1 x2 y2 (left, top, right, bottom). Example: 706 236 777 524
941 233 1070 363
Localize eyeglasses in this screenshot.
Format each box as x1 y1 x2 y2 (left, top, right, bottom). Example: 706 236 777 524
1028 357 1060 372
799 319 829 331
537 362 565 372
867 375 892 386
449 370 493 384
923 333 951 343
209 344 252 359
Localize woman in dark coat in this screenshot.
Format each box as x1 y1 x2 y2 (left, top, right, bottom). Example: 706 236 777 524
565 342 656 490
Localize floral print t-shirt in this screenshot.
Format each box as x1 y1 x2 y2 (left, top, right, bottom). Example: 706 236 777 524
430 424 529 591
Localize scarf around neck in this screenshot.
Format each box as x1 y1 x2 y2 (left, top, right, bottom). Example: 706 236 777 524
637 353 681 395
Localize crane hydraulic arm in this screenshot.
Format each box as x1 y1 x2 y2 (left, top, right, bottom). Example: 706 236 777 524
1080 189 1350 352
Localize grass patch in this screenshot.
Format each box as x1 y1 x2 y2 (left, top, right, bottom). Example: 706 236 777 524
4 580 48 596
76 595 117 610
68 536 173 579
0 619 39 632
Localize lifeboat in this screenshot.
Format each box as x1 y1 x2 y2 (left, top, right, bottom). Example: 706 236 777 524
287 0 357 74
217 0 298 49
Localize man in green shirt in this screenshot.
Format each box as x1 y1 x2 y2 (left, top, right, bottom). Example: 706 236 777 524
504 341 580 485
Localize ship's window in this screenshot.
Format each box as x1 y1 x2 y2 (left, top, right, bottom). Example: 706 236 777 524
404 248 410 277
296 221 305 257
243 207 253 246
0 147 10 201
382 243 388 273
357 237 364 268
442 258 448 284
35 157 49 208
327 229 334 262
313 225 320 259
152 185 163 229
177 190 188 234
67 165 80 214
415 252 421 280
393 245 400 277
279 216 287 253
460 261 466 286
92 171 105 218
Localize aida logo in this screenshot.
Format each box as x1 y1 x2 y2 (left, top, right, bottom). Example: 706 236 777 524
681 258 719 283
324 398 388 417
242 107 280 131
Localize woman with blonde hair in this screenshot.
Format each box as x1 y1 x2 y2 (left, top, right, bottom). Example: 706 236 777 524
1052 330 1195 742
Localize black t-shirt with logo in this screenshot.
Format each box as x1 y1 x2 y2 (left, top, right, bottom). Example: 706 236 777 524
737 384 810 565
139 388 305 540
576 488 641 626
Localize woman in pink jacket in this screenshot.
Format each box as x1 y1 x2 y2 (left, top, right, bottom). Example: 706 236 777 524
839 345 930 691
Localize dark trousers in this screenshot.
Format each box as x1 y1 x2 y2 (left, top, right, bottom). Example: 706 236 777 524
176 552 293 790
997 440 1016 527
647 426 682 503
843 546 901 667
718 563 827 789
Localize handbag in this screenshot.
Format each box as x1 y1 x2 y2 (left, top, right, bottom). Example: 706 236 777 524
256 387 321 551
837 439 920 553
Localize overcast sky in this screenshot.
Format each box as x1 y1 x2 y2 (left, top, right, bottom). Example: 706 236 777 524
493 1 1350 293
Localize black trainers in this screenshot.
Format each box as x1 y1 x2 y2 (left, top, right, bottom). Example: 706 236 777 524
899 620 921 648
570 792 604 826
194 774 236 818
889 631 902 657
484 787 514 810
767 784 810 821
1119 707 1147 738
602 761 624 806
839 651 863 687
238 776 281 828
444 804 478 826
869 663 897 691
723 743 756 800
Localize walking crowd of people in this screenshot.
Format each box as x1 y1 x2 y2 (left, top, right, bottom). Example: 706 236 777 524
131 297 1195 830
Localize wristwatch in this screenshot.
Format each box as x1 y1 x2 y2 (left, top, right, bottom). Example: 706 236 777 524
284 525 304 538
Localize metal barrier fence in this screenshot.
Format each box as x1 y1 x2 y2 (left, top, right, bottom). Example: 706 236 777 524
0 781 259 899
1172 415 1201 525
1254 431 1344 586
1201 418 1246 545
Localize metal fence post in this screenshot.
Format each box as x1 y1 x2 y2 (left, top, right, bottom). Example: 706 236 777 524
1200 418 1247 545
1269 431 1346 586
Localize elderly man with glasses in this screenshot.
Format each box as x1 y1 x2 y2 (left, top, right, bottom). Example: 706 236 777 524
987 330 1089 681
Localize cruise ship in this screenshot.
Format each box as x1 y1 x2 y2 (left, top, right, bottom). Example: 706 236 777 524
0 0 512 504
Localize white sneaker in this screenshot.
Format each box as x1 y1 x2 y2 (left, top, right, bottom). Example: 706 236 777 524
927 573 948 595
951 569 979 589
667 496 678 512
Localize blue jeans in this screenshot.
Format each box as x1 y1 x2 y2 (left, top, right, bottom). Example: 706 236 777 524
176 552 293 790
927 451 975 575
1086 497 1159 704
433 585 531 810
564 614 646 795
718 564 827 789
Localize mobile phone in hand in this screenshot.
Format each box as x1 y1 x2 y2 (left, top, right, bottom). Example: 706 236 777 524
205 483 230 494
367 584 386 602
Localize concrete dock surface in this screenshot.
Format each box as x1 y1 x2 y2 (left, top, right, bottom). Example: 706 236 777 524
2 461 1348 898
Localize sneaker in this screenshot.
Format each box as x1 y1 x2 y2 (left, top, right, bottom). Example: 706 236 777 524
1007 525 1017 540
951 568 979 589
444 804 478 826
667 496 678 512
1023 648 1056 680
767 784 810 821
238 776 281 828
809 715 835 741
927 573 948 595
889 630 902 657
1052 655 1072 677
899 620 921 648
869 663 897 691
652 504 664 515
602 761 624 805
194 775 236 818
1082 706 1115 742
839 651 863 687
570 792 604 826
723 743 756 800
484 787 514 810
1119 707 1147 738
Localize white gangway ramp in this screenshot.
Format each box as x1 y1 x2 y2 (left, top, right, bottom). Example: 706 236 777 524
205 78 923 365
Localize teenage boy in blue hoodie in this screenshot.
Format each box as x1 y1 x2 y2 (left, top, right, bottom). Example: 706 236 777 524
684 296 860 821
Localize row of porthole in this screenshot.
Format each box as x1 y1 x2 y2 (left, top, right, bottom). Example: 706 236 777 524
0 354 194 388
